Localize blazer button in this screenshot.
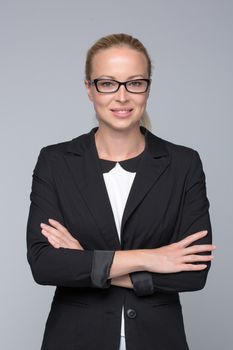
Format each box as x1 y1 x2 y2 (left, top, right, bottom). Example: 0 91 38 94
126 308 137 319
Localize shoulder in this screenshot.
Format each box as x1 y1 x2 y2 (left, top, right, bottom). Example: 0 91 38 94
38 129 92 157
147 128 201 164
145 128 205 179
164 138 200 160
165 139 204 176
157 137 205 181
33 130 92 174
40 140 71 155
149 135 207 186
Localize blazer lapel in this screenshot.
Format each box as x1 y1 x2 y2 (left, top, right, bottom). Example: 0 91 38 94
64 128 121 249
121 129 171 237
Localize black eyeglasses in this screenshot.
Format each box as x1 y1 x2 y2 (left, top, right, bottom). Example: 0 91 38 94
88 78 151 94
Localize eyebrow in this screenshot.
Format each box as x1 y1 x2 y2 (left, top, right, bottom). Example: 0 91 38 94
97 74 147 80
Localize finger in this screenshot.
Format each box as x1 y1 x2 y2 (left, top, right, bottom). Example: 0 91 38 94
177 230 208 248
41 228 66 247
46 220 77 243
41 222 83 249
41 224 68 244
181 254 214 263
184 244 216 255
45 233 61 249
180 263 208 271
48 218 68 234
41 226 81 250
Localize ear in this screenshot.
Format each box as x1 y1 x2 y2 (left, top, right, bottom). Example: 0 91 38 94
84 80 94 102
145 87 150 100
147 79 152 97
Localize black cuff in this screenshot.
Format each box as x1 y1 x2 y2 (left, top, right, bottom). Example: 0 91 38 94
130 271 154 296
91 250 115 288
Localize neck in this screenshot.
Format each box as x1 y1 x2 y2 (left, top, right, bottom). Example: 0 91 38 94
94 124 146 161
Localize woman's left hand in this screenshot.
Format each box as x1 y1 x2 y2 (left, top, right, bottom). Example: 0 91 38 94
40 218 84 250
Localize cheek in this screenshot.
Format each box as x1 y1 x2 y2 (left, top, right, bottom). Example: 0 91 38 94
134 95 148 108
93 95 113 109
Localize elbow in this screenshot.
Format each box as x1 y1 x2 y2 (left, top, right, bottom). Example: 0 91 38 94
27 250 52 286
190 275 207 292
31 265 48 285
28 256 49 285
187 262 211 292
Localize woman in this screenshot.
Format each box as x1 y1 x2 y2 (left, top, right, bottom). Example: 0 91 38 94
26 33 216 350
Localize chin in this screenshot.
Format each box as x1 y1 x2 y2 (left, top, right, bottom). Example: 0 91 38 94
106 122 141 133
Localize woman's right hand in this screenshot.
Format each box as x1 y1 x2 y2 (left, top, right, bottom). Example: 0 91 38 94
143 230 216 274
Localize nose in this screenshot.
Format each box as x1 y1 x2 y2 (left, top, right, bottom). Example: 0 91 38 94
115 85 129 103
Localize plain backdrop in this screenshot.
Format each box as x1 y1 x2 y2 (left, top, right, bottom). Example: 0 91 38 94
0 0 232 349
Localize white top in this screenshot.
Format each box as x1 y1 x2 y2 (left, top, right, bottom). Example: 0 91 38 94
102 162 136 337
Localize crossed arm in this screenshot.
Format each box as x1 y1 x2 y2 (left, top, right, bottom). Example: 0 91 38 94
40 218 216 289
28 147 216 295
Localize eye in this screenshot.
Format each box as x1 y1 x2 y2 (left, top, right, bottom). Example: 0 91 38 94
128 80 143 87
98 80 116 87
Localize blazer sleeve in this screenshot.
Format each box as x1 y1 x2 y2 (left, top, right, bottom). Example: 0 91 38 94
130 150 212 296
26 147 115 289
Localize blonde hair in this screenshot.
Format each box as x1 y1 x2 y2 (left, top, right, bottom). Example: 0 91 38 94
85 33 153 131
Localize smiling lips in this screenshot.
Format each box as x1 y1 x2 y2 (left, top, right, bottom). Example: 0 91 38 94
110 108 133 117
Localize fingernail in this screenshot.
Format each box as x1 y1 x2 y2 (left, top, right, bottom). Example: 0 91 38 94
40 223 45 227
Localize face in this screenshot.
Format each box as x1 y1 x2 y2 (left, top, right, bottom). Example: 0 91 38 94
85 46 150 133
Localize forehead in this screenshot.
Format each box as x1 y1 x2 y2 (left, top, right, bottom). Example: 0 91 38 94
91 46 148 79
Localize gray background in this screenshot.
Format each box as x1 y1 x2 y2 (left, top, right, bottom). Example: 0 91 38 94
0 0 232 349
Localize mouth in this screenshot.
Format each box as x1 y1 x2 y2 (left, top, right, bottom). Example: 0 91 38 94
110 108 133 117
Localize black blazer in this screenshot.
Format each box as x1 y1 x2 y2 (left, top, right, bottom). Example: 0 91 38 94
26 126 212 350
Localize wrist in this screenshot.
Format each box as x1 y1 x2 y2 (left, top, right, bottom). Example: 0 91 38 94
137 249 153 271
109 249 145 279
111 275 133 289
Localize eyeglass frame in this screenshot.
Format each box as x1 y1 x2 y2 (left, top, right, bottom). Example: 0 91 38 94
88 78 151 94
